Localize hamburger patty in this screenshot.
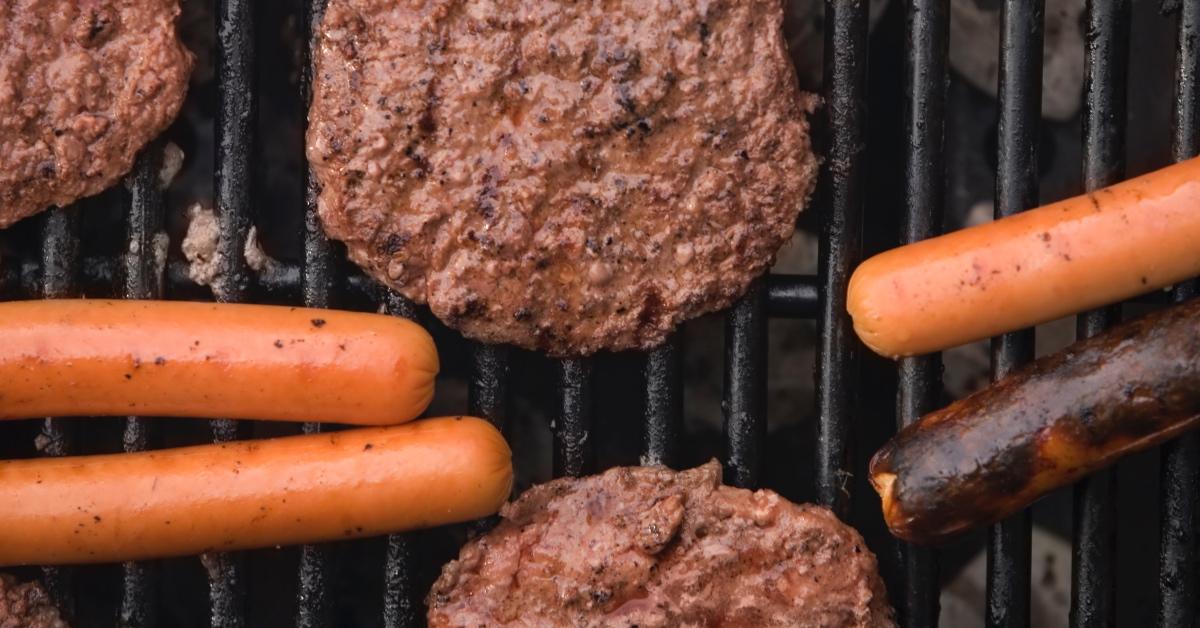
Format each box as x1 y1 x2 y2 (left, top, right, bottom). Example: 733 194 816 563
308 0 818 355
0 575 67 628
427 462 895 627
0 0 191 228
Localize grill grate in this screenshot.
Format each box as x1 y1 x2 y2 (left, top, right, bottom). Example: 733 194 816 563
553 359 595 479
209 0 257 622
3 0 1199 626
297 0 335 623
120 146 166 627
815 0 867 521
1160 0 1200 625
1069 0 1127 625
724 278 768 490
39 206 81 617
897 0 949 624
642 336 682 468
987 0 1042 625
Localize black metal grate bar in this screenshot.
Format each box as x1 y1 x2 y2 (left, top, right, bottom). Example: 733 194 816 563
381 289 419 321
300 0 333 315
816 0 868 518
1159 1 1200 624
644 335 683 468
469 344 510 429
766 274 819 318
554 358 595 478
896 0 949 624
38 205 80 618
14 257 1189 314
9 257 832 318
1069 1 1129 625
123 147 166 303
382 534 418 628
297 0 334 624
1158 299 1200 628
119 145 165 628
40 209 81 304
379 291 420 628
723 278 767 489
986 0 1043 626
211 0 257 624
0 249 1172 310
214 0 255 307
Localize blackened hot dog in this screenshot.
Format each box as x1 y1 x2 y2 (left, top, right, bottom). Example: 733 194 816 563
870 298 1200 545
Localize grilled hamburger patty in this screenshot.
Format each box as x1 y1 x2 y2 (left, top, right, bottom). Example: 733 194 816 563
0 575 67 628
308 0 817 355
0 0 191 228
427 462 894 627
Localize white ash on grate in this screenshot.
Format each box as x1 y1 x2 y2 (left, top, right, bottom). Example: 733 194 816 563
181 203 222 294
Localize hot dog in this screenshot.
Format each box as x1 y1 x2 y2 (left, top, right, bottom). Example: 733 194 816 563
848 156 1200 358
0 416 512 565
870 298 1200 545
0 299 437 424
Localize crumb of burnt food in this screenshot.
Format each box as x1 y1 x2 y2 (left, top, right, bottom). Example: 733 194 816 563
0 574 69 628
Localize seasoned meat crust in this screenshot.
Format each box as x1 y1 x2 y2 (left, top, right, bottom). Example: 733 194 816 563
427 462 894 627
308 0 818 355
0 0 192 227
0 575 68 628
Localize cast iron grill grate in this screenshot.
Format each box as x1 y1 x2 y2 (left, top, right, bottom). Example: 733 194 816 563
2 0 1197 626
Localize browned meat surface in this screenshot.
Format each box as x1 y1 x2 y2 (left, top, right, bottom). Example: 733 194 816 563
428 461 894 627
0 575 67 628
0 0 192 227
308 0 817 356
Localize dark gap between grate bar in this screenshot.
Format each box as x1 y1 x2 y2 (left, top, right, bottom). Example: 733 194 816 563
896 0 949 624
211 0 257 624
986 0 1043 626
119 144 166 628
1159 1 1200 624
723 278 767 489
1069 1 1129 626
380 290 419 628
297 0 334 625
39 205 81 619
816 0 868 519
644 334 683 468
554 358 595 478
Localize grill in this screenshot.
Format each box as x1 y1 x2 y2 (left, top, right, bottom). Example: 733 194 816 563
2 0 1198 626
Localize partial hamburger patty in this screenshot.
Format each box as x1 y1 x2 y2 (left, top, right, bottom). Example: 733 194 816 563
308 0 817 355
0 0 191 227
0 574 67 628
427 462 894 627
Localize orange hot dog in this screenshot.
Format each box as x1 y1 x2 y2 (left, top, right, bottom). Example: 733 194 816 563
848 156 1200 358
0 416 512 565
0 299 437 424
